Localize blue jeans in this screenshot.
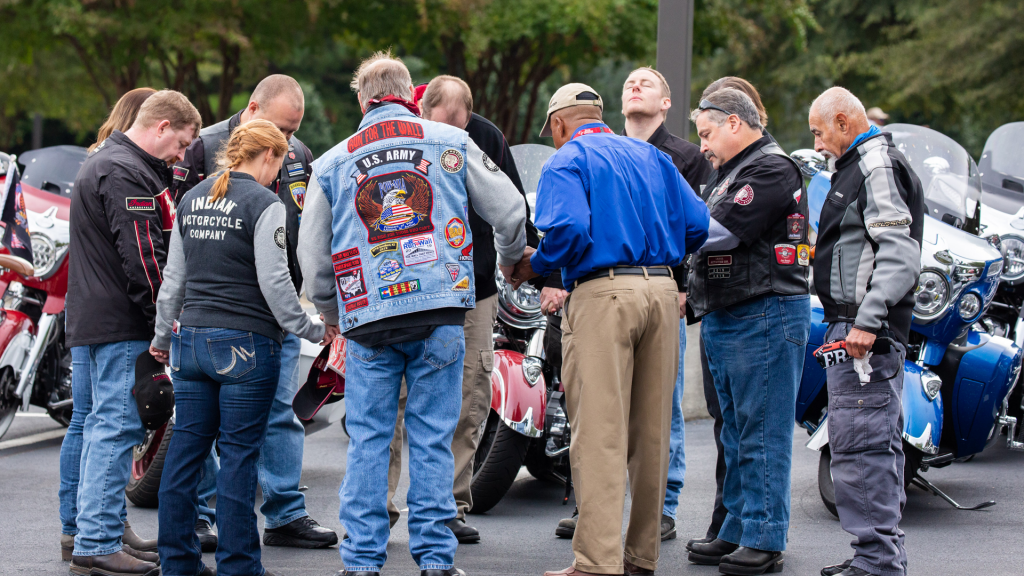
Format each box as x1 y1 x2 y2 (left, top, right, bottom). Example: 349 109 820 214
73 341 150 557
59 346 127 535
195 334 306 528
701 294 809 552
662 320 687 519
341 325 464 571
158 327 281 576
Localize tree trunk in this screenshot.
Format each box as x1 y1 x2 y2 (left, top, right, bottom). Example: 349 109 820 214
217 41 241 120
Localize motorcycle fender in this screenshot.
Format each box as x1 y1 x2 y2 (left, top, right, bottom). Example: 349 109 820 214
806 416 829 451
0 310 35 375
949 331 1022 456
490 349 546 438
900 362 943 454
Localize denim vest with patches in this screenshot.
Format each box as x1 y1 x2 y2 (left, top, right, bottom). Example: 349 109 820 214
313 105 475 332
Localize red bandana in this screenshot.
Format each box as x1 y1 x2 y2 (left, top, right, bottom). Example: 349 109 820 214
368 96 421 117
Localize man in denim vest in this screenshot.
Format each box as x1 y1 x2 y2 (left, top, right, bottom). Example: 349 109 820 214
297 51 526 576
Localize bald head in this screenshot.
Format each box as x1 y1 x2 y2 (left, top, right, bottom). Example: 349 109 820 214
422 75 473 128
549 103 603 149
242 74 305 140
808 86 872 165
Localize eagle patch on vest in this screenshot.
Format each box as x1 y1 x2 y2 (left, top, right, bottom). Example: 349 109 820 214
355 171 435 244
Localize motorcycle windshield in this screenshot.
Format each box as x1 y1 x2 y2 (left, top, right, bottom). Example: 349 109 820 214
18 145 88 198
885 124 981 226
510 143 556 221
979 122 1024 215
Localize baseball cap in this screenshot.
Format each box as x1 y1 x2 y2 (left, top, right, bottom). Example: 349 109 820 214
292 346 345 421
866 107 889 121
133 351 174 430
539 83 604 137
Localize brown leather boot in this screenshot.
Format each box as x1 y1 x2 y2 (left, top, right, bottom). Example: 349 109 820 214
69 550 160 576
543 567 607 576
122 545 160 565
122 521 157 552
61 534 75 561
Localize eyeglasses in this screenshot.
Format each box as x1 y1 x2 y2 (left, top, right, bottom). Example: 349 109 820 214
698 99 733 117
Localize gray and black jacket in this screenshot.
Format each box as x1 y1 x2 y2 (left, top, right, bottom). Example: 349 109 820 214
152 172 323 350
813 132 924 345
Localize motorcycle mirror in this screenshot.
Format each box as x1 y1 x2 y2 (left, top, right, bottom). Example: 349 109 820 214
790 149 826 178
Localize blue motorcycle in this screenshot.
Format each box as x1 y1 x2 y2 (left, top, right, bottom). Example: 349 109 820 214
791 124 1023 517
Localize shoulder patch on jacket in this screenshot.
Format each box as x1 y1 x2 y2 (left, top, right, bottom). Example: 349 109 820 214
126 197 155 211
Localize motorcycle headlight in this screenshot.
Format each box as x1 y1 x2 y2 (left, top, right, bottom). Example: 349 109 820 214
914 270 950 319
30 232 66 277
958 292 982 321
998 235 1024 281
510 282 541 312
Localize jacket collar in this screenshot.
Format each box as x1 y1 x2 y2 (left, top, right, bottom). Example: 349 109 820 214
358 104 418 130
618 122 670 148
837 130 888 170
717 133 772 174
108 130 172 182
228 110 243 134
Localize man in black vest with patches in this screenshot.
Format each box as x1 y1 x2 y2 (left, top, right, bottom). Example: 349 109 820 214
171 74 338 550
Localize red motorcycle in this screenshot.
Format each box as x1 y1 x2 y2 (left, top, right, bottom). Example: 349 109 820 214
0 149 78 440
469 144 570 513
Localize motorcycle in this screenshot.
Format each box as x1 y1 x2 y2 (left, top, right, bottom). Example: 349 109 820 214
975 122 1024 438
792 124 1023 518
468 143 570 514
0 147 83 440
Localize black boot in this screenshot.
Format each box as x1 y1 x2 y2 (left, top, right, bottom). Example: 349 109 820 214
445 519 480 544
263 516 339 548
837 568 871 576
198 565 216 576
687 538 738 565
334 571 377 576
821 560 852 576
421 569 466 576
660 514 676 541
686 535 716 551
195 519 218 553
555 507 578 539
719 547 784 575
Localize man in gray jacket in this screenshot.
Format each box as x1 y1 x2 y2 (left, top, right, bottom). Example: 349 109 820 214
809 87 924 576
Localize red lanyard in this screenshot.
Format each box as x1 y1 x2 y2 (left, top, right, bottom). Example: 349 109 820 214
572 126 613 139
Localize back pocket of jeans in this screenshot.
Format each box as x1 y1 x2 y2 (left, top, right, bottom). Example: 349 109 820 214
423 327 465 370
169 332 181 372
207 333 257 379
828 393 892 453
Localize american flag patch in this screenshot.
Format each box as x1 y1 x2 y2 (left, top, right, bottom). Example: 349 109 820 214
286 162 304 177
379 279 421 299
415 158 431 174
381 204 415 225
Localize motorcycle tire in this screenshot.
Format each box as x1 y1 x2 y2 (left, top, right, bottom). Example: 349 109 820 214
0 368 19 441
524 442 563 484
126 421 173 508
817 446 839 518
469 411 531 514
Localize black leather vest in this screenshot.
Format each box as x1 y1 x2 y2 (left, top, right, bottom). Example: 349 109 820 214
688 142 809 318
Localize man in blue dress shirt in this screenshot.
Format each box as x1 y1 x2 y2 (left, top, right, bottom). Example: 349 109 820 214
512 83 709 576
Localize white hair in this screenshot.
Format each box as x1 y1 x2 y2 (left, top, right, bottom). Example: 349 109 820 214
811 87 867 124
350 50 413 107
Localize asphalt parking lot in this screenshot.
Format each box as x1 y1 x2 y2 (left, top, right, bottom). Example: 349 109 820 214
1 409 1021 575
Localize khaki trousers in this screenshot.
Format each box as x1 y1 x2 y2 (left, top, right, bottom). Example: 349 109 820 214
387 292 499 524
562 274 679 574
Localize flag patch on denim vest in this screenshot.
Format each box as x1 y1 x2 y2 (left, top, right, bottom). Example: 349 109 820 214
356 171 434 244
336 266 367 302
378 259 403 282
380 279 421 299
